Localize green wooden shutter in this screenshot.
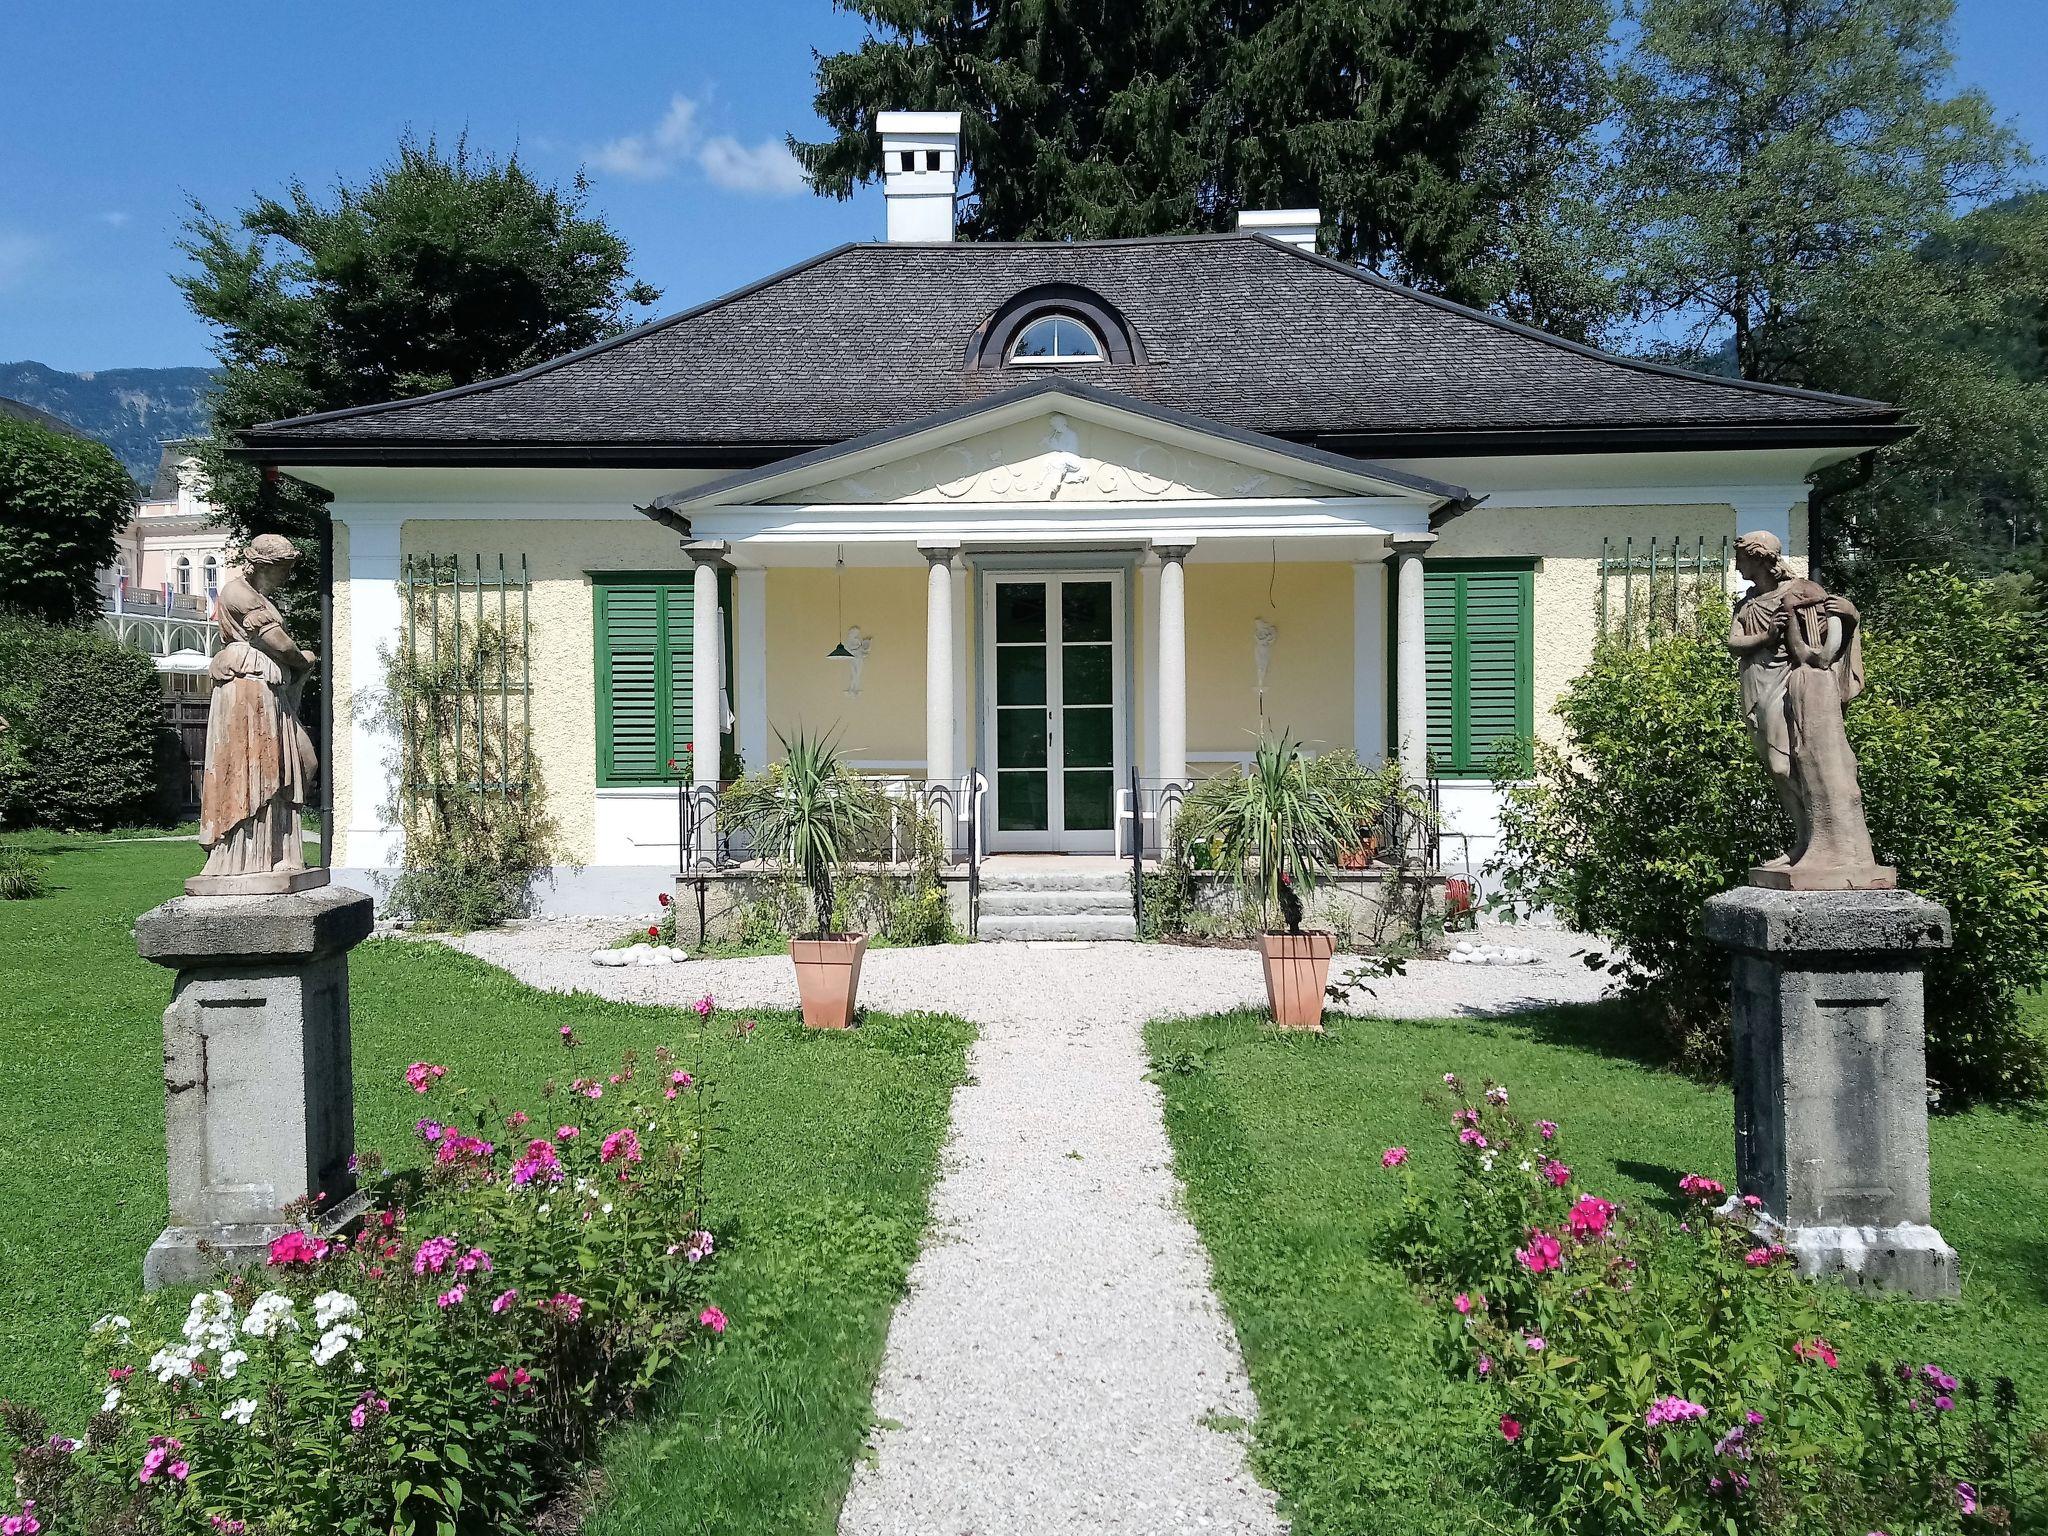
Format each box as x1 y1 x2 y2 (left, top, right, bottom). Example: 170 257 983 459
1416 564 1534 779
664 582 695 773
595 579 695 785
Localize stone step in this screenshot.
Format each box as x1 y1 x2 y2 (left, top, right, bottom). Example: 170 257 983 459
978 888 1133 917
979 869 1131 893
977 913 1139 942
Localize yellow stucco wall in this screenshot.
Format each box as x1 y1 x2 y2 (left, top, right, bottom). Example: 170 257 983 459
762 566 929 763
1184 562 1354 758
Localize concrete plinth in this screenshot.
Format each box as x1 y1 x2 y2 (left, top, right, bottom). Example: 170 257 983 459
135 885 373 1288
1704 885 1958 1300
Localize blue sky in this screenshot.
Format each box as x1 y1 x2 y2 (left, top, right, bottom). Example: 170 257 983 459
1 0 2043 372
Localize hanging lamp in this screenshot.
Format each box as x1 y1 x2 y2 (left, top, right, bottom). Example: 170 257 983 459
825 546 853 658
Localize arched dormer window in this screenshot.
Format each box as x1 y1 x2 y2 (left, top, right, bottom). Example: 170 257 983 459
1009 313 1103 364
968 283 1144 370
175 555 192 595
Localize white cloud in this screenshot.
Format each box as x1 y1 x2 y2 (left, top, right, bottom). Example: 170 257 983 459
588 94 807 197
99 212 131 228
0 233 43 291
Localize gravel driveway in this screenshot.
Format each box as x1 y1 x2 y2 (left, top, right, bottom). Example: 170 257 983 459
442 923 1610 1535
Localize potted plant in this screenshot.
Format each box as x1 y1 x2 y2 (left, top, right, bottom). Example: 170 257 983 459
1205 730 1351 1029
721 729 880 1028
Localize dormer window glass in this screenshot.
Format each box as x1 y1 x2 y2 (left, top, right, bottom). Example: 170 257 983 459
1009 314 1104 365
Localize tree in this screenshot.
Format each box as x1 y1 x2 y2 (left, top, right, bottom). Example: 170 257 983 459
1461 0 1623 341
1609 0 2023 383
1798 193 2048 589
177 134 661 607
794 0 1496 289
0 414 134 626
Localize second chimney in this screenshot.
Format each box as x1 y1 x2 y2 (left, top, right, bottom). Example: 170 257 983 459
878 111 963 243
1236 208 1322 252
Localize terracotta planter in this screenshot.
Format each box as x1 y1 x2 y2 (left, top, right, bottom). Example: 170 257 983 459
790 933 868 1030
1260 930 1337 1030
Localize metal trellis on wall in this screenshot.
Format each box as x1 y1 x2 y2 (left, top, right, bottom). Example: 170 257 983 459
397 554 534 817
1597 535 1732 641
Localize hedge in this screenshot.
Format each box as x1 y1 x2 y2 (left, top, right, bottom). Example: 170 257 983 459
0 414 135 627
0 616 172 831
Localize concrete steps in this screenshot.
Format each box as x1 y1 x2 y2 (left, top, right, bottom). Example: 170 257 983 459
975 861 1138 940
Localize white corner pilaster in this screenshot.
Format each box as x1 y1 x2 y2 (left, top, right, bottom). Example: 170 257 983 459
1389 533 1436 785
1153 541 1192 785
1353 555 1388 764
685 544 728 791
951 562 970 783
920 543 960 791
340 511 403 869
734 567 768 778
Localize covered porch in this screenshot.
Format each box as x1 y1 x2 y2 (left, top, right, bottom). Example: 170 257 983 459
641 380 1464 867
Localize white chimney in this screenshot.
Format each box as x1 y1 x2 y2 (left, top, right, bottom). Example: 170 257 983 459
877 111 963 242
1237 208 1321 252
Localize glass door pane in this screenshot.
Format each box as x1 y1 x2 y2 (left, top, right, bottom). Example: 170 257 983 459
1057 580 1114 832
993 580 1050 832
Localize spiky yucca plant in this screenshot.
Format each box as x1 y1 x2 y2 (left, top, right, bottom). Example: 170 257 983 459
720 728 880 936
1202 730 1353 934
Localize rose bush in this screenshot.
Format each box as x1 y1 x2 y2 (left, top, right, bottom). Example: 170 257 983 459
1386 1075 2036 1532
0 1015 728 1535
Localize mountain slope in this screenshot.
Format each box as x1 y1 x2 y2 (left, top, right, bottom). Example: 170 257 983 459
0 361 215 482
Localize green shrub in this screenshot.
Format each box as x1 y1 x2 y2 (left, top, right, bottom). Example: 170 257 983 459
0 414 135 627
1 1034 725 1536
1389 1077 2037 1534
0 845 47 899
1496 574 2048 1101
0 616 172 831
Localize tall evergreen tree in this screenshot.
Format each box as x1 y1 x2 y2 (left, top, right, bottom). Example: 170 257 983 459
178 133 660 607
794 0 1494 288
1609 0 2022 382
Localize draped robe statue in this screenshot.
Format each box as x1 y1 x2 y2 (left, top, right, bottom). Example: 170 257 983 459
1727 531 1893 890
189 534 326 895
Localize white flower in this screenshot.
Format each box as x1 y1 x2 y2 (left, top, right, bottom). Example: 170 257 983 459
601 1203 614 1215
1519 1160 1534 1172
101 1386 122 1412
312 1291 360 1330
91 1314 132 1337
1480 1151 1497 1173
150 1345 198 1383
222 1397 258 1426
537 1204 550 1217
244 1292 299 1339
183 1289 239 1351
218 1348 248 1380
311 1322 362 1367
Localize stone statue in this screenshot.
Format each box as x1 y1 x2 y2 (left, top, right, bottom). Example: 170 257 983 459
841 625 872 696
1252 617 1278 703
1727 530 1892 890
190 533 325 895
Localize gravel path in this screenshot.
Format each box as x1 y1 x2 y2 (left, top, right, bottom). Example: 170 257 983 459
443 923 1610 1535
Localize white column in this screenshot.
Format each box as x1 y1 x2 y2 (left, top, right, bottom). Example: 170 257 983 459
340 511 403 870
921 543 959 789
1390 533 1436 785
1353 556 1388 764
686 543 726 791
734 567 768 778
1154 542 1192 785
1729 487 1809 589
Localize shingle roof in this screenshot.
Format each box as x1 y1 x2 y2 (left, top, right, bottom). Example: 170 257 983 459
242 234 1902 461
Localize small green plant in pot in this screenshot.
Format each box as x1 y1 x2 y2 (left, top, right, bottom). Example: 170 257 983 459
1202 730 1351 1028
720 728 880 1028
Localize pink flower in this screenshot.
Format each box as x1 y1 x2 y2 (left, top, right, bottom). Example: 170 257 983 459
556 1125 580 1141
542 1292 585 1324
560 1026 577 1046
511 1138 563 1187
1537 1120 1558 1140
1567 1195 1614 1239
1442 1072 1461 1088
1500 1415 1522 1443
699 1305 728 1334
412 1235 459 1276
1743 1244 1788 1268
658 892 672 907
404 1062 446 1094
1485 1085 1509 1107
1458 1128 1489 1149
1793 1338 1839 1368
1516 1230 1564 1274
1476 1355 1493 1377
1678 1173 1725 1200
600 1127 643 1167
1645 1396 1711 1430
267 1230 330 1266
506 1110 530 1128
667 1229 715 1265
1381 1146 1409 1168
1453 1291 1478 1316
491 1289 518 1314
437 1283 468 1308
457 1246 493 1275
1956 1482 1978 1515
1524 1333 1546 1352
1741 1193 1763 1209
1 1502 39 1536
694 994 716 1017
1540 1159 1572 1188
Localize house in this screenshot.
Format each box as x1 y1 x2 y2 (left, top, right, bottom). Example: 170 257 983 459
235 113 1905 917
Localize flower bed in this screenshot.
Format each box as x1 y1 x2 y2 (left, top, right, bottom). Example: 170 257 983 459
1386 1074 2039 1533
1 1009 730 1535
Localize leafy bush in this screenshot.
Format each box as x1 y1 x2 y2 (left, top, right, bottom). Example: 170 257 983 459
0 845 47 899
718 732 882 937
1495 573 2048 1100
0 414 135 627
0 616 172 831
1 1028 727 1535
1386 1077 2038 1533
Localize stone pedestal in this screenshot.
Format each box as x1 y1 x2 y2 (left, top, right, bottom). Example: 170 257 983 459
134 885 373 1288
1703 886 1958 1300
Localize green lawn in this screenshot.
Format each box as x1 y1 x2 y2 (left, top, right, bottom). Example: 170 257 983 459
1147 1004 2048 1536
0 832 972 1536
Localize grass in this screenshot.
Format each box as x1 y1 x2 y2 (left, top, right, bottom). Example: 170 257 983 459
1147 1002 2048 1536
0 830 973 1536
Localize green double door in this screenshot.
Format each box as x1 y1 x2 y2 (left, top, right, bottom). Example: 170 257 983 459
985 573 1123 852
